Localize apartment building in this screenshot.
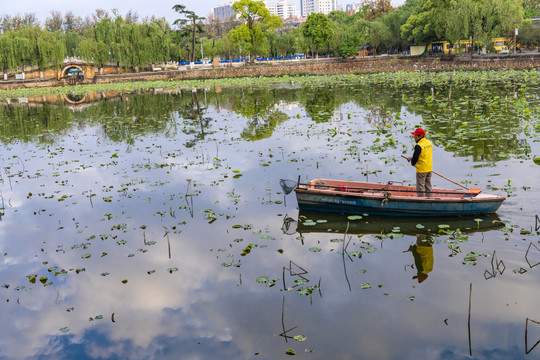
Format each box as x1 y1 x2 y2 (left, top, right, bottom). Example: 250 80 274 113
267 0 300 19
300 0 338 17
212 2 236 21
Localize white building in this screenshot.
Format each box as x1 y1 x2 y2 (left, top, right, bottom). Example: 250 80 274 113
345 2 362 12
300 0 338 17
212 2 235 21
213 1 270 21
267 0 300 19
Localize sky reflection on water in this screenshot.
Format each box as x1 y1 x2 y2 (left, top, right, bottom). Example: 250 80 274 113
0 82 540 360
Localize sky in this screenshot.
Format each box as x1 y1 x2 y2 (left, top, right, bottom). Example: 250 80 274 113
1 0 405 26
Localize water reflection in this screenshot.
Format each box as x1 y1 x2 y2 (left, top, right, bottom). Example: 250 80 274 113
0 78 539 359
289 210 504 236
304 88 338 123
284 210 505 287
405 234 434 283
0 81 537 162
178 89 215 147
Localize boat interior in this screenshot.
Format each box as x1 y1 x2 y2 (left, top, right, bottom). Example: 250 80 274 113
300 179 480 199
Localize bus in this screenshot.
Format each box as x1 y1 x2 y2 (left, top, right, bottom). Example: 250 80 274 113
427 40 472 55
491 37 511 53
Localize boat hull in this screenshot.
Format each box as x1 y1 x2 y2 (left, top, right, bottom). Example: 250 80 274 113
294 179 505 217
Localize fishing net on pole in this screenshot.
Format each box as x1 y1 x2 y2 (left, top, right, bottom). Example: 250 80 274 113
279 179 298 195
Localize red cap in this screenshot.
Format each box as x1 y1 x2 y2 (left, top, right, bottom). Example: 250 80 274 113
411 128 425 136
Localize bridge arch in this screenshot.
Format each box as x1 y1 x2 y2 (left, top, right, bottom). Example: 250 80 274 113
61 64 86 85
63 93 87 105
61 65 85 78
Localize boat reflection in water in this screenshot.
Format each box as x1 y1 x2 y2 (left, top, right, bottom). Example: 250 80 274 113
282 210 505 284
283 210 505 237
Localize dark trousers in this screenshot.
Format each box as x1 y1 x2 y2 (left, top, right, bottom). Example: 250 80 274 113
416 172 432 197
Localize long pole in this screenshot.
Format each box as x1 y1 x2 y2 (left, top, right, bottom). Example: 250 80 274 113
400 155 470 190
432 171 469 190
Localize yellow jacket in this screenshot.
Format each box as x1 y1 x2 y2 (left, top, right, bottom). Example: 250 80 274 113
415 138 433 173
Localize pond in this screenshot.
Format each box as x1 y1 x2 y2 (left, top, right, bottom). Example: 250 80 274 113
0 72 540 360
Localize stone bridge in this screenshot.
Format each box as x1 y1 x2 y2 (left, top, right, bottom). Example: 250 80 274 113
58 57 96 83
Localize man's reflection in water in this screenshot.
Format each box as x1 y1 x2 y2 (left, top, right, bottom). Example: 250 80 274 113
405 234 434 283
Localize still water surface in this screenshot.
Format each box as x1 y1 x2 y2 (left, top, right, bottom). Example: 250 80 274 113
1 75 540 359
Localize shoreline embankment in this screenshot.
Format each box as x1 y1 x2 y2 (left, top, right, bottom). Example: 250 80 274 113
1 54 540 90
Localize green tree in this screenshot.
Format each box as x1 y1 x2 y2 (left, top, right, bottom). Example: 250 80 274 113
0 35 17 73
400 0 451 44
370 20 393 53
36 29 66 70
230 0 282 61
65 31 80 57
518 20 540 48
379 8 409 51
302 13 334 58
523 0 540 17
475 0 523 46
172 4 205 63
402 0 523 48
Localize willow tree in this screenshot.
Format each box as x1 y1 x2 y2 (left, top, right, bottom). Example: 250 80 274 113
474 0 523 47
12 35 32 72
90 18 116 69
0 35 17 73
144 19 171 65
78 37 100 66
65 31 80 57
122 23 148 70
36 29 66 70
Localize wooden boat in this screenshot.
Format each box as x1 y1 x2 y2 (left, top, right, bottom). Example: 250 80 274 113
293 179 506 217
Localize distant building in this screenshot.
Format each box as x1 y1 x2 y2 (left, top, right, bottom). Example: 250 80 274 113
213 0 270 21
212 2 235 21
300 0 338 17
345 2 362 13
267 0 300 19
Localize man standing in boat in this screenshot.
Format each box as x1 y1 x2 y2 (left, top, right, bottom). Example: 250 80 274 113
406 128 433 197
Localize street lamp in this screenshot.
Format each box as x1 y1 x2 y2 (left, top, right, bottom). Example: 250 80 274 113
514 25 518 54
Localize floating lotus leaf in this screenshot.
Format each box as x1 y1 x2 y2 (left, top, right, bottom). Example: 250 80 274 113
296 286 317 295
